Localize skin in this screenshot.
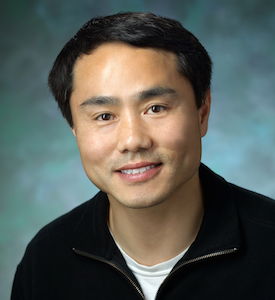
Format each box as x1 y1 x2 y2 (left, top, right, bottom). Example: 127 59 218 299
70 42 211 265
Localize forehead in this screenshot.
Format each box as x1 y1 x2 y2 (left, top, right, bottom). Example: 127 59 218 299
71 42 188 105
73 43 178 80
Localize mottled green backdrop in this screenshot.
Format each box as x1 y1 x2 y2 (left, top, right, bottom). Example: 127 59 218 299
1 0 275 298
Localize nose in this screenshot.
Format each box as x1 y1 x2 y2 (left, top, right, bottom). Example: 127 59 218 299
116 115 152 153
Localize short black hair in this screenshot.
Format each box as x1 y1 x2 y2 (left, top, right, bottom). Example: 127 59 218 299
48 12 212 127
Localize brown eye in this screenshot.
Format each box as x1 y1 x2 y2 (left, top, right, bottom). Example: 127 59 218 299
151 106 161 113
147 105 165 114
97 113 113 121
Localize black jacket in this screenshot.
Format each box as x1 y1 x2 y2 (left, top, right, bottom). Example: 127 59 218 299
11 164 275 299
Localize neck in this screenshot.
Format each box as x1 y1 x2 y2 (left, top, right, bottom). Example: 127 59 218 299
108 171 204 266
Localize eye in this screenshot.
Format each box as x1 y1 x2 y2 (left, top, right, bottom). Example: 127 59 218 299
96 113 114 121
147 105 165 114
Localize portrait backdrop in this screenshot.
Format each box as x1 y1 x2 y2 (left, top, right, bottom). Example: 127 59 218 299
1 0 275 298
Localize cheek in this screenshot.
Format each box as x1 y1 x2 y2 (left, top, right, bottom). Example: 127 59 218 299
158 118 201 153
76 131 114 167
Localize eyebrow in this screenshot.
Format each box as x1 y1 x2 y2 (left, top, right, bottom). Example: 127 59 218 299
80 86 176 107
136 86 176 101
80 96 120 107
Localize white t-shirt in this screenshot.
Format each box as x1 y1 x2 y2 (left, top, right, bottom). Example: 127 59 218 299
114 241 189 300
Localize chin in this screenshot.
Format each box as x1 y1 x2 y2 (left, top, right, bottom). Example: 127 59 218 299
111 192 168 210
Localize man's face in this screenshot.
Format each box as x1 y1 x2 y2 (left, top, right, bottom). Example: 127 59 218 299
70 43 210 209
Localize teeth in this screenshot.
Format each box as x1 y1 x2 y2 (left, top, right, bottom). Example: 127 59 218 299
120 165 155 175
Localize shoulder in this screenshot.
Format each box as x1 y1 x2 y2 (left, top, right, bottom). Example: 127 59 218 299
229 183 275 229
22 191 105 258
31 199 90 243
200 163 275 229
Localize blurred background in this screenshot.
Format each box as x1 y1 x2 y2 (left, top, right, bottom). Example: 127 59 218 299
1 0 275 298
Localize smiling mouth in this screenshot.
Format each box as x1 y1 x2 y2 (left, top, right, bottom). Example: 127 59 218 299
118 163 162 175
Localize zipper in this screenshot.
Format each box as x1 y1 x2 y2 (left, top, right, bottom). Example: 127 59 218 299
73 247 237 300
155 247 238 300
72 248 146 300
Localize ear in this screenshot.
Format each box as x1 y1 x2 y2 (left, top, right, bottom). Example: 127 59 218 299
65 118 77 137
71 127 76 137
199 90 211 137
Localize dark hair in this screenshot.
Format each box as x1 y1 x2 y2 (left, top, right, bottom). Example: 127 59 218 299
48 12 212 127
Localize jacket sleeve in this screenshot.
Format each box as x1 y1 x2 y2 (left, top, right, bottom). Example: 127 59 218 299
11 265 26 300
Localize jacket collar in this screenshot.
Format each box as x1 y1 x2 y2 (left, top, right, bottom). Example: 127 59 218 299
72 164 241 260
72 191 117 260
183 164 241 261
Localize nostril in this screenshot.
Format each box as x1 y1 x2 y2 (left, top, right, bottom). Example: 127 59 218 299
117 128 153 153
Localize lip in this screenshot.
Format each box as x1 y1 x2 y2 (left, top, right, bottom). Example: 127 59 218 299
117 161 159 171
116 162 162 183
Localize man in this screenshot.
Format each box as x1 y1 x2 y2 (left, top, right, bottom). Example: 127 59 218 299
12 12 275 299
